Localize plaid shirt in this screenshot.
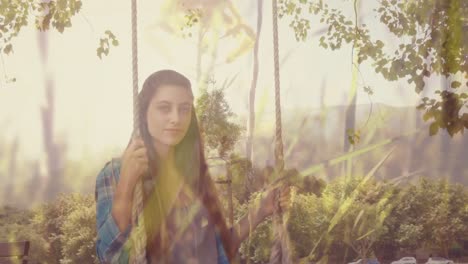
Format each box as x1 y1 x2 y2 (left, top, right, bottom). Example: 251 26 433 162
95 159 230 263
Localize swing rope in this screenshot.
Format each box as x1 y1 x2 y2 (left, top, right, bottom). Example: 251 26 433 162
269 0 292 262
129 0 148 262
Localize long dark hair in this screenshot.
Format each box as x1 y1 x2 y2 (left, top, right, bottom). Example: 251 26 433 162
136 70 235 260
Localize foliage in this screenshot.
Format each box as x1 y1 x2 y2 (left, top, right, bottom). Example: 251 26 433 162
300 175 326 196
0 205 54 263
417 90 468 136
196 83 243 160
0 0 118 57
373 178 468 259
313 176 395 262
0 193 98 264
0 178 467 263
0 0 81 54
59 196 98 264
180 8 202 39
287 193 327 259
237 191 274 263
430 179 466 248
279 0 468 136
227 154 254 203
96 30 119 59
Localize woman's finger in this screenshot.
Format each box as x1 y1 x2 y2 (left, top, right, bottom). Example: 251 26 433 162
129 137 144 151
136 158 149 171
124 139 143 159
133 147 148 158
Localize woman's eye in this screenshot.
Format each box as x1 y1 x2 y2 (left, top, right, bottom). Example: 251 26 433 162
180 107 191 115
158 106 170 112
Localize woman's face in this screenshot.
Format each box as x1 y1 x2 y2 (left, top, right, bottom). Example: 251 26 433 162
146 84 193 151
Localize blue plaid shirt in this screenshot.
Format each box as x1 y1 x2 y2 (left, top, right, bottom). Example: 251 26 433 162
95 159 230 263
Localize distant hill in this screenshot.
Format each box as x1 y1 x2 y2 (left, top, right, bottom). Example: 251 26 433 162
232 103 467 185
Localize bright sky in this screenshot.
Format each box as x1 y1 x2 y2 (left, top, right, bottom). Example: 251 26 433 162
0 0 441 161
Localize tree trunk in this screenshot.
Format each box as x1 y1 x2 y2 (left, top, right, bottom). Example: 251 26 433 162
246 0 263 164
38 31 65 202
245 0 263 194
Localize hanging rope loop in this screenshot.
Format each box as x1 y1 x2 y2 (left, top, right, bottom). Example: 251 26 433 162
269 0 292 262
130 0 148 263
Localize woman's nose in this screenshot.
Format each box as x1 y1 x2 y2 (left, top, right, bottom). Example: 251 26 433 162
169 108 181 123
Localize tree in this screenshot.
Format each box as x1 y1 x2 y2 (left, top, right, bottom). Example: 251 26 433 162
195 83 243 226
313 175 395 263
421 180 468 257
195 82 243 160
238 191 327 263
1 205 54 263
279 0 468 136
287 193 327 260
32 193 97 263
246 0 264 164
381 178 468 257
60 197 98 264
0 0 82 55
380 185 431 254
0 194 98 264
237 191 274 263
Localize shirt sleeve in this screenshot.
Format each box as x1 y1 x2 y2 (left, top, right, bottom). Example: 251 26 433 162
215 230 231 264
95 161 132 263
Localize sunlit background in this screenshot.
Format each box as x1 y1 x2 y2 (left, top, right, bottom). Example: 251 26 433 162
0 0 467 263
1 0 443 161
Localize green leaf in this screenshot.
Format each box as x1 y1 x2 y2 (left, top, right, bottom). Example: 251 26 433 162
3 44 12 54
423 110 432 121
429 122 438 136
450 81 461 88
96 47 102 59
448 121 463 137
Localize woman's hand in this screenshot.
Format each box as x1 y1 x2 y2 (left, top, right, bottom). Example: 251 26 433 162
231 185 293 251
259 185 292 219
112 137 149 231
120 137 149 188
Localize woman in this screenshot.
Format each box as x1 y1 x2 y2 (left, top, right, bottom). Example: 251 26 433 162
95 70 289 263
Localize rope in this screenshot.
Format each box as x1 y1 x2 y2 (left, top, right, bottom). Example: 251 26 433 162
269 189 292 264
272 0 284 172
132 0 139 136
130 0 147 262
269 0 291 263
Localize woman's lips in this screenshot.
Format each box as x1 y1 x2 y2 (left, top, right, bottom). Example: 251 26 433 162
165 129 181 133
